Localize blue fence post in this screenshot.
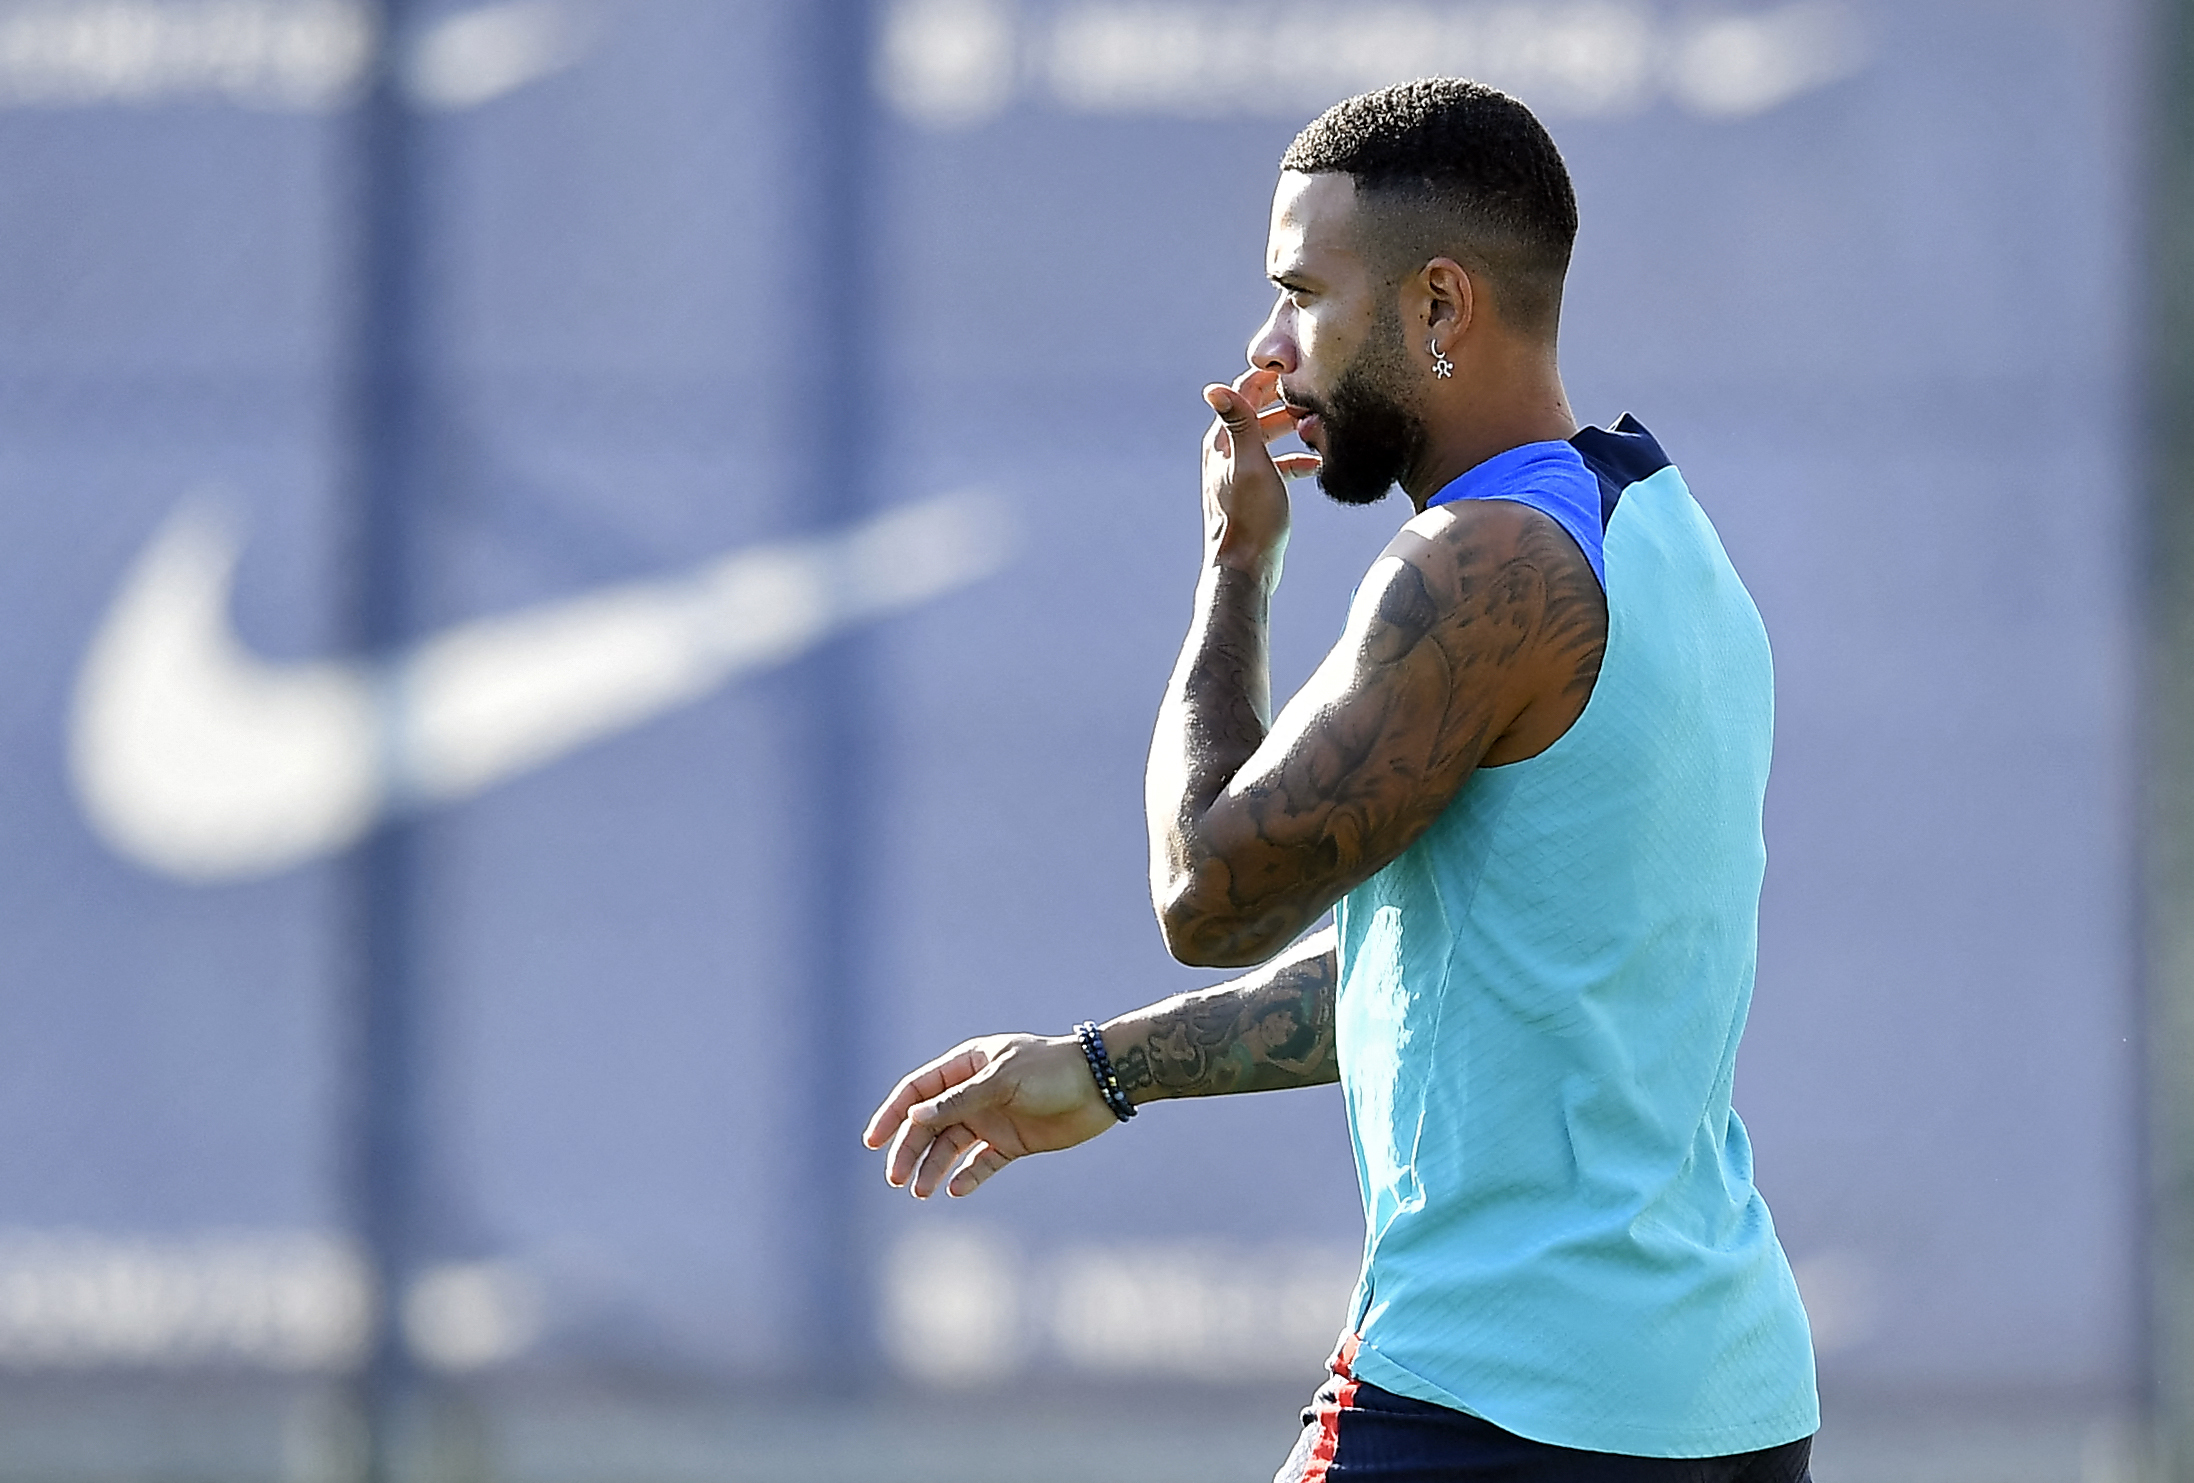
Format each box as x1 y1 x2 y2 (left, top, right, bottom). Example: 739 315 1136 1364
2150 0 2194 1473
344 0 434 1474
338 3 886 1458
781 0 882 1386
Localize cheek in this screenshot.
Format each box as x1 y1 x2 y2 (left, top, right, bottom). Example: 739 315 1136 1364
1290 313 1342 390
1295 309 1331 364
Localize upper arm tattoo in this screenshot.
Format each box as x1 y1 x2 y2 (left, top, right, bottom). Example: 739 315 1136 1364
1523 519 1608 713
1155 505 1606 965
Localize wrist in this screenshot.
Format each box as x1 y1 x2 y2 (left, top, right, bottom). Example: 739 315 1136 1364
1202 550 1281 604
1073 1022 1137 1122
1095 1017 1167 1107
1212 546 1278 587
1205 499 1288 588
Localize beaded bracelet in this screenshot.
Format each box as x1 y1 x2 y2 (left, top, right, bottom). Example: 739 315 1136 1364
1073 1021 1137 1123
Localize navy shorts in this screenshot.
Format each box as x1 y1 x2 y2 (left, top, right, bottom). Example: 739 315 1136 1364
1275 1342 1813 1483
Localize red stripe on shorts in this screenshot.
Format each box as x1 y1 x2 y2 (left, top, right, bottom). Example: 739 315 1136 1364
1301 1334 1363 1483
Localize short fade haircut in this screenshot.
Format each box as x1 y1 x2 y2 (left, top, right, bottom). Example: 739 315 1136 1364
1281 79 1578 338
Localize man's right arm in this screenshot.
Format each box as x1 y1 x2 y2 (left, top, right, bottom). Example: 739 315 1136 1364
862 928 1339 1199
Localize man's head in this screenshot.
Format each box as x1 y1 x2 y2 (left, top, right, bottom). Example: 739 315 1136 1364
1252 80 1577 504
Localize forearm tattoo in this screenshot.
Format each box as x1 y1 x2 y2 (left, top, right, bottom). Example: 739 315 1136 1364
1112 939 1339 1100
1171 564 1272 799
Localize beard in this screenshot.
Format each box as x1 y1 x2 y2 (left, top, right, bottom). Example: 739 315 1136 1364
1292 310 1428 507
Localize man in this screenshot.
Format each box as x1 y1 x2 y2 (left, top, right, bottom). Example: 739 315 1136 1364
863 79 1817 1480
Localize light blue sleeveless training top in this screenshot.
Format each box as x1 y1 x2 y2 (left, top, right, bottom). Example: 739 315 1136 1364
1333 417 1818 1458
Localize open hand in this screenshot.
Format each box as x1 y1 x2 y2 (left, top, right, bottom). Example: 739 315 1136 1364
861 1034 1120 1198
1200 367 1320 592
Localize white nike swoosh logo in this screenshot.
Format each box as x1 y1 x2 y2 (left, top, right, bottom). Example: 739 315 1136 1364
70 491 1013 883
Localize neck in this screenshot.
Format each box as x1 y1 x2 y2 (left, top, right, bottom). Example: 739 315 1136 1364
1401 342 1577 511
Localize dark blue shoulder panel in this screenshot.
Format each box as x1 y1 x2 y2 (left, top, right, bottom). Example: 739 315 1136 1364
1568 414 1671 529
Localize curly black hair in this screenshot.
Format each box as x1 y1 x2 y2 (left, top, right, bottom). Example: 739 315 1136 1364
1281 79 1577 337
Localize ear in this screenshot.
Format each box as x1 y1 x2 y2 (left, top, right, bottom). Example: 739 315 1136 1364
1416 257 1474 364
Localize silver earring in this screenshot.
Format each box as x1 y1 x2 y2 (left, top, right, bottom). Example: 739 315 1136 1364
1430 339 1454 379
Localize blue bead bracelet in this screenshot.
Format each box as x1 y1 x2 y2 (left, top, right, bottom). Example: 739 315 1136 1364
1074 1021 1136 1122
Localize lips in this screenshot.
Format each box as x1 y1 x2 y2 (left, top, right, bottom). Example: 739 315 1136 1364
1291 410 1323 450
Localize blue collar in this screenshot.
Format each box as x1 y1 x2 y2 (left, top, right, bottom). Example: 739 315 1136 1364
1423 440 1588 509
1421 439 1607 587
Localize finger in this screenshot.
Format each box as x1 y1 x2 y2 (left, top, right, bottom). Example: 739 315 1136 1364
1202 382 1260 435
864 1081 917 1149
1202 387 1271 467
867 1063 950 1149
1273 452 1322 481
1233 366 1280 406
1256 402 1303 440
884 1114 938 1188
947 1143 1015 1198
906 1058 1011 1136
864 1044 984 1148
886 1060 983 1184
911 1122 978 1200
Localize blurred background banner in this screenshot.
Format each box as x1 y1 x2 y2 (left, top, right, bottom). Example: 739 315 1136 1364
0 0 2155 1478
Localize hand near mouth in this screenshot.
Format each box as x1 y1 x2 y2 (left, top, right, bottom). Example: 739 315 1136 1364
1201 368 1319 592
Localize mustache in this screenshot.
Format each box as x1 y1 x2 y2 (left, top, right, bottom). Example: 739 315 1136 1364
1276 384 1326 418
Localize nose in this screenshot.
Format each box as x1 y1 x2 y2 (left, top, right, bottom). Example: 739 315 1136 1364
1247 300 1296 377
